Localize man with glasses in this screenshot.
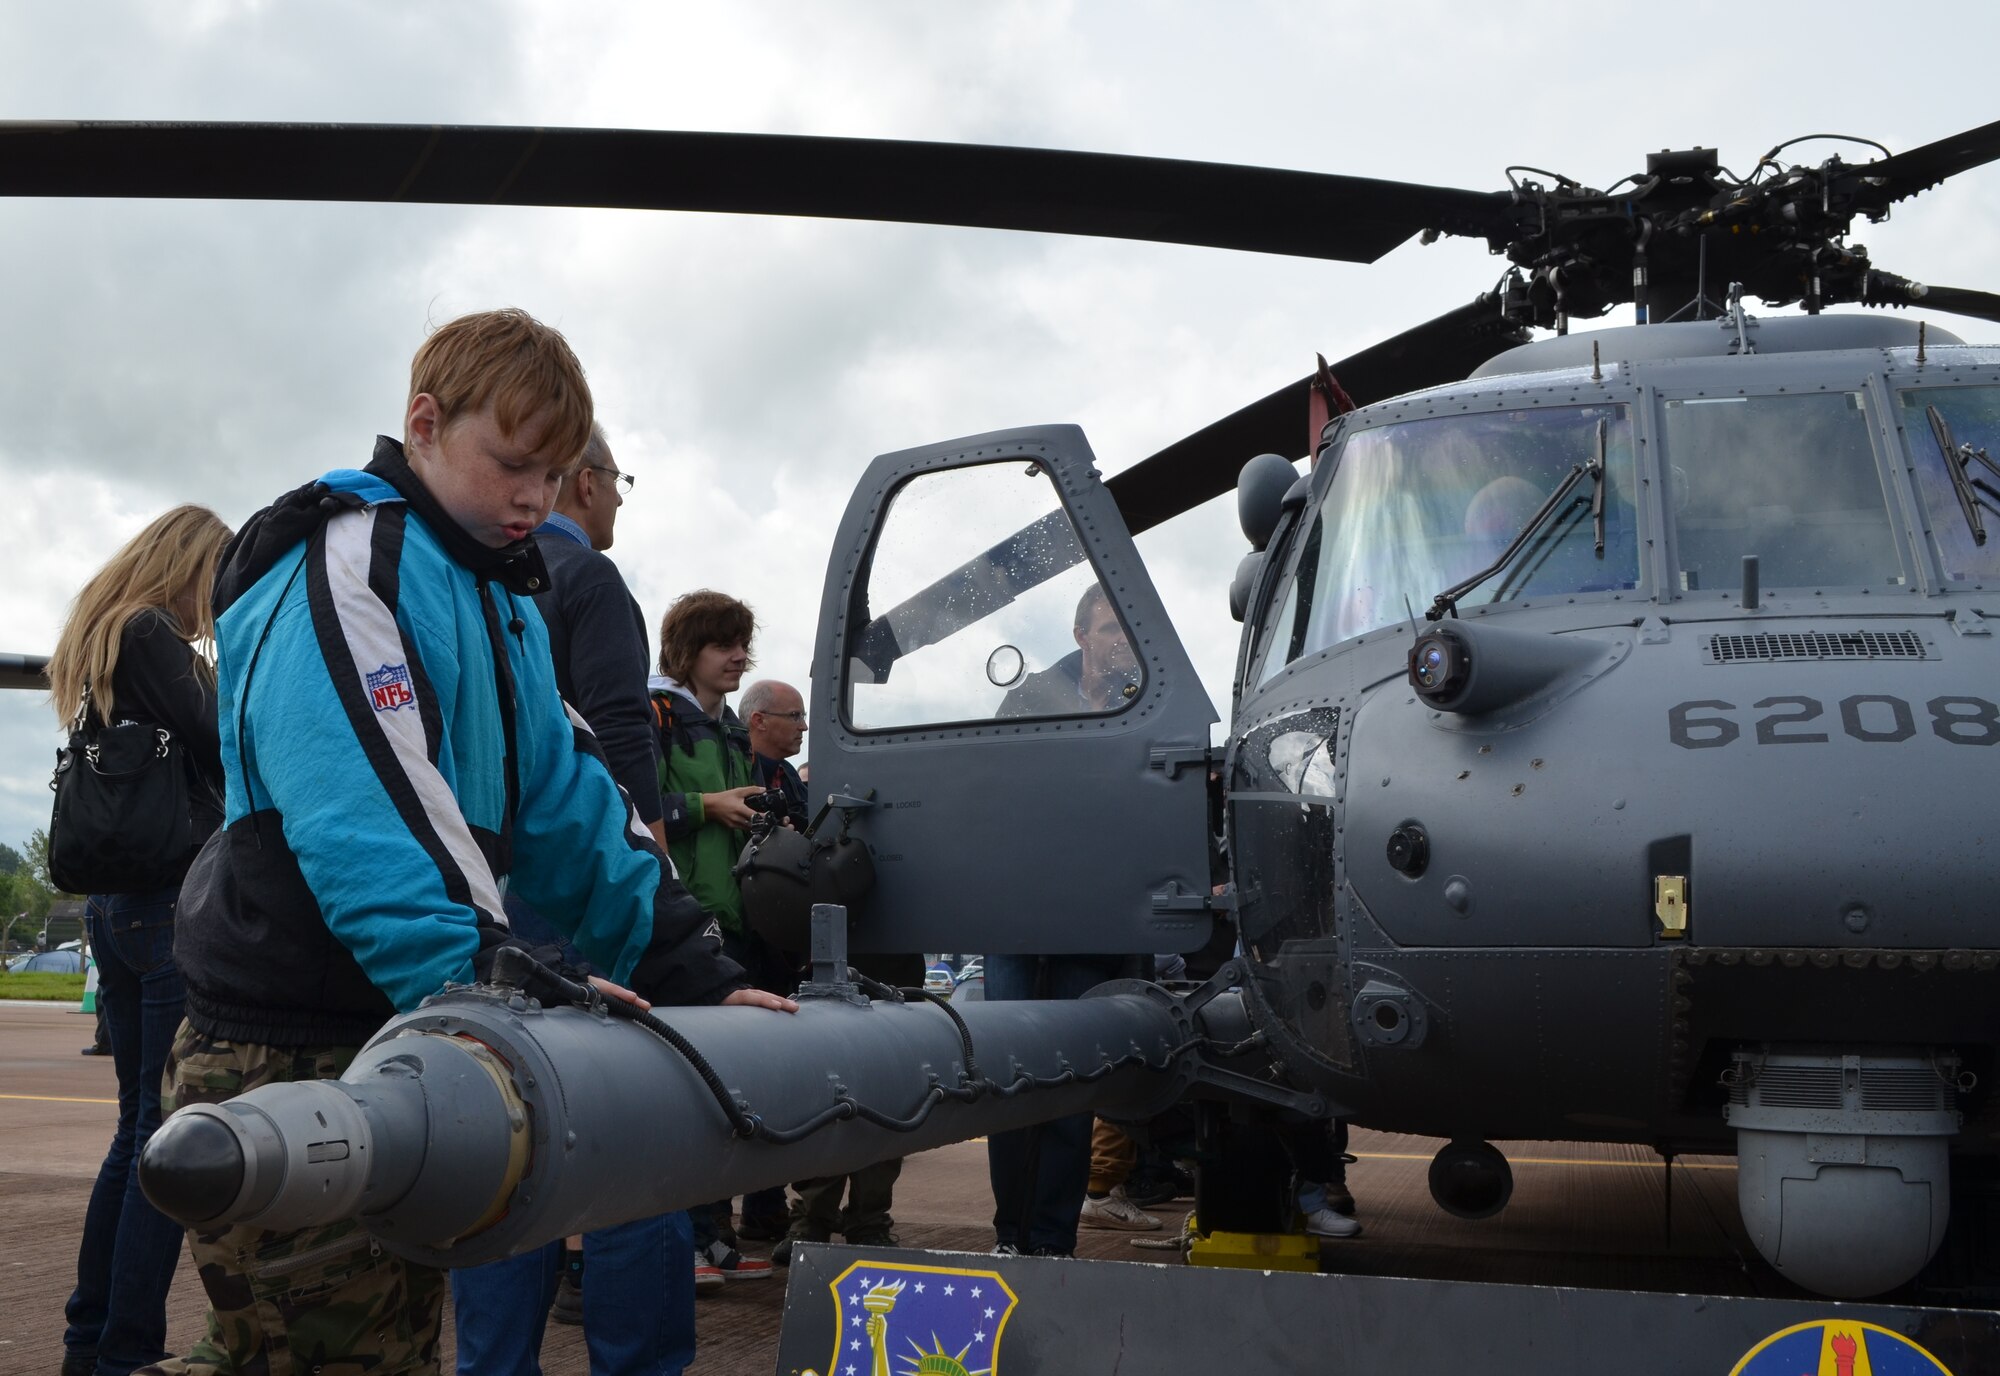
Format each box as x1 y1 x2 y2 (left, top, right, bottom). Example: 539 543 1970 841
530 424 665 847
450 421 701 1374
740 678 808 825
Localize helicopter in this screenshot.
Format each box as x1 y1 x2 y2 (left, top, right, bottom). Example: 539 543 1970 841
8 117 2000 1302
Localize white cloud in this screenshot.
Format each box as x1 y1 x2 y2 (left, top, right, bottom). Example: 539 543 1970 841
3 0 1999 848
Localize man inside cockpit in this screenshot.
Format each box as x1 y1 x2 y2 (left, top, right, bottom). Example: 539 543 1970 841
997 583 1139 717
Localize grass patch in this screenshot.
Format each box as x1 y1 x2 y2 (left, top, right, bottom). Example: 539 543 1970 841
0 972 87 1002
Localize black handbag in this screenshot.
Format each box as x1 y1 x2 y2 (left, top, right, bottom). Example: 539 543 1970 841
48 681 198 894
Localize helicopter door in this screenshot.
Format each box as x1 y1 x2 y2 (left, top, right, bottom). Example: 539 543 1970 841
809 424 1219 957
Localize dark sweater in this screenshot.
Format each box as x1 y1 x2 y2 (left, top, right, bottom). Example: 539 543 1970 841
532 521 664 826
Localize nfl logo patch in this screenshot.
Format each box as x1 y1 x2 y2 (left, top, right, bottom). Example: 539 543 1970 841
366 663 416 713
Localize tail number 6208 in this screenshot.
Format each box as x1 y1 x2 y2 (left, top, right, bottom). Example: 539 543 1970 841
1668 695 2000 749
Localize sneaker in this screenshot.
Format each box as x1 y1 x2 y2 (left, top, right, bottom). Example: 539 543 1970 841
61 1350 96 1376
1121 1176 1178 1209
992 1243 1021 1257
1301 1206 1362 1239
1323 1186 1357 1217
697 1238 774 1280
1079 1187 1162 1232
842 1227 900 1248
1128 1162 1195 1201
550 1272 584 1325
772 1227 830 1266
694 1260 725 1293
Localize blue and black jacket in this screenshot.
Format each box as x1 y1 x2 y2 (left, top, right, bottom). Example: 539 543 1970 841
176 437 743 1047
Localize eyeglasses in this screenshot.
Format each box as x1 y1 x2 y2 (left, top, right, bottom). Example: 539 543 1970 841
764 710 808 723
586 465 635 495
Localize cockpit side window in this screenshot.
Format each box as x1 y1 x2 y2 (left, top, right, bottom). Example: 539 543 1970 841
1257 404 1638 682
1896 385 2000 584
1661 390 1901 592
843 460 1144 731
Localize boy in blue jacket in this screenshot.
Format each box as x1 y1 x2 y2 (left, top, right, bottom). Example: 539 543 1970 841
148 309 793 1376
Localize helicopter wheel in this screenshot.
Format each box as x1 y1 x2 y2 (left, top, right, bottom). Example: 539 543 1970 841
1428 1139 1514 1220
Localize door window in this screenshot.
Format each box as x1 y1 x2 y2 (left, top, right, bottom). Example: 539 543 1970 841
845 461 1145 730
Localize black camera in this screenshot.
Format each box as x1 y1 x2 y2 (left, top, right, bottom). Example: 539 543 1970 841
743 786 787 816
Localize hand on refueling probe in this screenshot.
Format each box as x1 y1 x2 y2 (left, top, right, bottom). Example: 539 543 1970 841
723 987 800 1014
589 976 652 1011
703 785 764 829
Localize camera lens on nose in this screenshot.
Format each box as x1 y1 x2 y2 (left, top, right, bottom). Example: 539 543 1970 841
1408 631 1466 701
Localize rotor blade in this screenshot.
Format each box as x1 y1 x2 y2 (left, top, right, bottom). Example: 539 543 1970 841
1900 284 2000 326
1862 271 2000 326
0 121 1508 264
1106 295 1527 533
0 652 49 692
1868 118 2000 200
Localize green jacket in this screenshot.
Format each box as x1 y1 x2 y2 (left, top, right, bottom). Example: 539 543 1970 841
650 677 755 934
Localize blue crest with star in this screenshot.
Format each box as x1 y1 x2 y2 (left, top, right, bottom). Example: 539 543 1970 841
818 1260 1019 1376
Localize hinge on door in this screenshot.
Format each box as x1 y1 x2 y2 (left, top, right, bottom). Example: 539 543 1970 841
1654 875 1689 938
1148 745 1214 779
1152 880 1229 915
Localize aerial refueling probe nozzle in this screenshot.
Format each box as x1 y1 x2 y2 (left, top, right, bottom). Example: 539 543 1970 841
138 972 1210 1268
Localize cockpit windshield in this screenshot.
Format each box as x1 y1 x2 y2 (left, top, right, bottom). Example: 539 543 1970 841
1258 404 1638 680
1661 390 1900 592
1896 384 2000 583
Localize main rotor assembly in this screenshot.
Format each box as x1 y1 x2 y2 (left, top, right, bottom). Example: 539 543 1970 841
2 116 1996 525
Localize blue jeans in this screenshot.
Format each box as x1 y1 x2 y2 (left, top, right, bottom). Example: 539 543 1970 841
452 1210 695 1376
984 954 1127 1254
64 889 190 1376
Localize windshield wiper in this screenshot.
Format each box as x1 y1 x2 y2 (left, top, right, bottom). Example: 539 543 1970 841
1427 426 1607 622
1926 404 2000 546
1592 416 1608 556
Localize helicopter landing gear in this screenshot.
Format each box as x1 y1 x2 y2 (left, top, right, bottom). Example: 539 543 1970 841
1428 1138 1514 1219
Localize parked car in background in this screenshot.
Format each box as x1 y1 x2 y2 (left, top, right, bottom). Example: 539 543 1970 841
6 949 87 974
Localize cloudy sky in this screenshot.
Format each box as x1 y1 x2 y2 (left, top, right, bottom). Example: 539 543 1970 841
3 0 1997 855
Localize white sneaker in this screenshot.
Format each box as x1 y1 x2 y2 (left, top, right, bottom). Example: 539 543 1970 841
1301 1206 1362 1239
1080 1187 1162 1232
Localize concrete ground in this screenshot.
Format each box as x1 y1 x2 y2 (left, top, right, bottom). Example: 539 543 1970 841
3 999 1781 1375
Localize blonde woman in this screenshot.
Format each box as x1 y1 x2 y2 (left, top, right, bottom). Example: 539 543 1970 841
49 503 231 1376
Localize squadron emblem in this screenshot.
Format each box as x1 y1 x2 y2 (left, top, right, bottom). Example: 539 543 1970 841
806 1261 1019 1376
1730 1319 1955 1376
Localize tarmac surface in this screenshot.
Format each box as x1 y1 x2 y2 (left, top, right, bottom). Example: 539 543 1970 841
2 998 1788 1375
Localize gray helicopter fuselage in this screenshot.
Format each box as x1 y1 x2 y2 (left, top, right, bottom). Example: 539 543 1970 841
1232 315 2000 1152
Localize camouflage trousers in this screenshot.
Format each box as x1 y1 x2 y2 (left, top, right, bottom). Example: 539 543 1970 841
135 1021 445 1376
